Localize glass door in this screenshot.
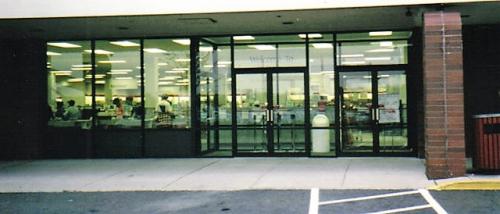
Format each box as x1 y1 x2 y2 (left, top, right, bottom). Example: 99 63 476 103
339 70 408 154
235 69 306 155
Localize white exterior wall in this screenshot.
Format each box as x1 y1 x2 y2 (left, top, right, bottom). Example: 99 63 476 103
0 0 494 19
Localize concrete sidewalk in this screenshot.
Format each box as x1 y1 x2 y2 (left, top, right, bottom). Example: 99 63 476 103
0 157 440 192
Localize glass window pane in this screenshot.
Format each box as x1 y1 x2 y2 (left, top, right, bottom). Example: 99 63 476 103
277 44 306 67
47 41 92 128
309 42 335 125
199 38 232 156
337 40 408 66
144 38 191 129
95 40 142 129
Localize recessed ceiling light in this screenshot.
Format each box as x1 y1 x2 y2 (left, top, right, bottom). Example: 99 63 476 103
47 42 82 48
248 45 275 50
172 39 191 45
369 31 393 36
312 43 333 49
144 48 167 53
47 51 61 56
98 60 126 64
85 49 114 55
298 34 322 39
233 36 255 40
110 41 140 47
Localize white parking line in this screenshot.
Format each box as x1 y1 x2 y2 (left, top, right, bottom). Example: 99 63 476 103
310 189 448 214
366 204 433 214
419 189 448 214
318 190 420 206
308 188 319 214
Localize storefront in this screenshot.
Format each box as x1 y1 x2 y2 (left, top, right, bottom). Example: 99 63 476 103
45 31 417 158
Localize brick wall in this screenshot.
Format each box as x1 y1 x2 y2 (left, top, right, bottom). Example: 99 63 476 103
423 12 466 179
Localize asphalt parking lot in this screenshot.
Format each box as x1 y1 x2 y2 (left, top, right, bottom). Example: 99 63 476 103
0 190 499 214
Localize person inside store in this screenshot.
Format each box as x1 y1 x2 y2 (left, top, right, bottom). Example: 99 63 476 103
54 101 65 118
112 97 124 119
123 96 134 118
156 95 174 126
63 100 81 120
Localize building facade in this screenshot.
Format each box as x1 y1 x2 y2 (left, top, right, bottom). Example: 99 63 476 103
1 1 499 179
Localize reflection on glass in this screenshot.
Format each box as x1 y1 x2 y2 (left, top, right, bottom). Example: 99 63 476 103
199 38 232 156
337 40 408 66
378 71 409 152
340 72 373 152
234 39 306 68
95 40 142 129
144 39 191 128
309 42 336 156
236 73 268 152
47 41 92 129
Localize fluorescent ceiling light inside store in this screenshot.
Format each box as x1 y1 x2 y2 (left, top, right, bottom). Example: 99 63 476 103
110 69 132 72
369 31 393 36
47 42 82 48
115 77 133 80
110 41 140 47
248 45 275 50
157 63 168 66
52 71 72 76
200 47 213 52
160 76 181 80
312 43 333 49
144 48 167 53
175 58 190 62
298 34 322 39
67 78 84 82
47 51 61 56
340 54 364 58
165 70 185 74
218 61 232 65
365 57 391 61
85 49 114 55
158 81 173 85
98 60 126 64
172 39 191 45
233 35 254 40
343 61 366 65
366 48 394 53
107 71 129 75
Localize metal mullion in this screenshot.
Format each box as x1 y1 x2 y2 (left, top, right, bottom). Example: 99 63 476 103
334 33 341 157
304 34 311 156
372 71 380 153
90 40 97 158
230 37 237 157
140 39 145 157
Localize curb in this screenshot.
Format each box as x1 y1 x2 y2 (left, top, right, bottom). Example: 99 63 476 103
428 180 500 191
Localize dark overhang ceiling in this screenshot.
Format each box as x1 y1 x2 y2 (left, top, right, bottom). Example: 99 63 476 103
0 2 499 40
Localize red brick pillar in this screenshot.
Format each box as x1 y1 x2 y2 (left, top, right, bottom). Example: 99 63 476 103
423 12 466 179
